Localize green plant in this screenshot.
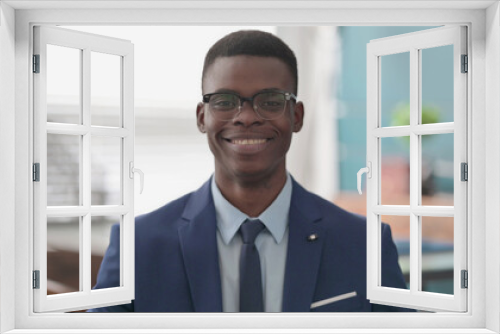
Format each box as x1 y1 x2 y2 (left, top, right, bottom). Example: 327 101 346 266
391 103 441 126
390 103 441 146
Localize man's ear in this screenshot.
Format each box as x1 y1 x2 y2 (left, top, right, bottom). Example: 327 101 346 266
196 102 206 133
292 101 304 133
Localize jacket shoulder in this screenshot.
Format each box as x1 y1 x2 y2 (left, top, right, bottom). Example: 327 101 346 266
301 188 367 230
131 193 195 248
135 192 192 228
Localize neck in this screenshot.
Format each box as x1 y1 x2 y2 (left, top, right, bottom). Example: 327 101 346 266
214 168 288 217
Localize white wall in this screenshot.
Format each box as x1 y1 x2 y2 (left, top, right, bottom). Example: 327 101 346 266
485 2 500 332
0 2 16 333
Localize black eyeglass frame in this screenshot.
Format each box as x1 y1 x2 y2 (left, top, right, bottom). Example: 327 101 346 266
202 89 298 120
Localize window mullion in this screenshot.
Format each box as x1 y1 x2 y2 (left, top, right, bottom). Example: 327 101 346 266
45 123 130 137
45 205 128 216
413 123 454 135
409 47 420 295
81 47 92 294
411 206 454 216
372 126 411 137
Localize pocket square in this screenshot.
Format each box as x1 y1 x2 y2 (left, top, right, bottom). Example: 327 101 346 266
310 291 357 309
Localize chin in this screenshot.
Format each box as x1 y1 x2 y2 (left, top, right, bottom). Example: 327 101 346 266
232 164 281 180
216 157 285 180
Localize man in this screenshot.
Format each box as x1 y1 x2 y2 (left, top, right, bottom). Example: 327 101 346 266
89 30 409 312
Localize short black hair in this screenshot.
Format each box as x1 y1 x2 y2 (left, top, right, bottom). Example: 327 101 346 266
202 30 298 94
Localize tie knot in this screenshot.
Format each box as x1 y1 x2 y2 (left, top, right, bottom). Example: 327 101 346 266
240 219 265 244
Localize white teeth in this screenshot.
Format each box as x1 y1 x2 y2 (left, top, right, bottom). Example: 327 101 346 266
231 139 267 145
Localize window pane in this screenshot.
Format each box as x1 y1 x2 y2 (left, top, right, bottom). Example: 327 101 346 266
381 215 410 290
47 134 81 206
47 44 81 124
91 136 122 205
421 216 454 295
381 52 410 127
381 136 410 205
421 45 454 124
91 216 121 289
91 52 121 127
421 133 454 206
47 217 81 294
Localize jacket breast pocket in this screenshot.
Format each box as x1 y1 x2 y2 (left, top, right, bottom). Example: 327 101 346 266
310 291 362 312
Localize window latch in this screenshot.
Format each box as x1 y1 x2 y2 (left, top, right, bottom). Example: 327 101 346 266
357 162 372 195
129 161 144 194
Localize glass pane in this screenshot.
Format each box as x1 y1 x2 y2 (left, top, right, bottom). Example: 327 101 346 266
381 52 410 127
91 136 122 205
47 134 81 206
421 216 454 295
91 52 121 127
47 217 81 294
381 136 410 205
381 215 410 290
421 133 454 206
91 216 121 289
47 44 81 124
421 45 454 124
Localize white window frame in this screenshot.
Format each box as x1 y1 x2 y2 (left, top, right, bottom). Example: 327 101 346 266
366 26 468 312
1 1 499 333
33 25 135 313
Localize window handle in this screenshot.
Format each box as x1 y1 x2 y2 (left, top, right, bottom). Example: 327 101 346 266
357 162 372 195
129 161 144 194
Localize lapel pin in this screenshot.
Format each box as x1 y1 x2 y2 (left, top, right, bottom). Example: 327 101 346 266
307 234 319 242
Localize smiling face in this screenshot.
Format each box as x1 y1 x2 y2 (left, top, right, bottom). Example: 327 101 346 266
197 55 304 183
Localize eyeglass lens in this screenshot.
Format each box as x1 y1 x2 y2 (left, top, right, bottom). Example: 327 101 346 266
208 92 287 120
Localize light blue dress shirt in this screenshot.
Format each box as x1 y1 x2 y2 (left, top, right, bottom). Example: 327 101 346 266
211 173 292 312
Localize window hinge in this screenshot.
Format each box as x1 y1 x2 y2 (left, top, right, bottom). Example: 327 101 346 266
461 270 468 289
33 54 40 73
461 54 468 73
33 270 40 289
33 163 40 182
461 162 468 181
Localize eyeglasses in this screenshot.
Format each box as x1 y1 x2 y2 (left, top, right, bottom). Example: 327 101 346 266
202 90 297 121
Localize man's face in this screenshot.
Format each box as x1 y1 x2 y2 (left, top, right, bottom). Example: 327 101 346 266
197 55 304 181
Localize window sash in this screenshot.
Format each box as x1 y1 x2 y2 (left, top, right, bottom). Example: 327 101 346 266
366 26 468 312
33 25 135 313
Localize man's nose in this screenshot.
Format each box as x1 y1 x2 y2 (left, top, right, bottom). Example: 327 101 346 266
232 100 264 125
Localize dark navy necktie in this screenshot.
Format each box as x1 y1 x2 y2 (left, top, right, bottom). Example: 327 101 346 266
239 219 266 312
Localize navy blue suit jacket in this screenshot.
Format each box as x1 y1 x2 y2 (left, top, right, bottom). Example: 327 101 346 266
89 177 410 312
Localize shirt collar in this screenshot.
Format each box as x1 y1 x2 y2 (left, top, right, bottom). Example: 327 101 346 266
211 173 292 245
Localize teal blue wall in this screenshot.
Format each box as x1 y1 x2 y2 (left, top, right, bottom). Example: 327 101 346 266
337 27 454 192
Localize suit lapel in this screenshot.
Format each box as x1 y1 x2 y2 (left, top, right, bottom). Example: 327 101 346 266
178 178 223 312
282 179 325 312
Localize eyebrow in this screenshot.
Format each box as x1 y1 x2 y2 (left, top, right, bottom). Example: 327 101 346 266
213 88 239 94
212 88 284 95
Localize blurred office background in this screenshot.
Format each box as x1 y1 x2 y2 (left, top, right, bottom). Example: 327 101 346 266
45 26 454 302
